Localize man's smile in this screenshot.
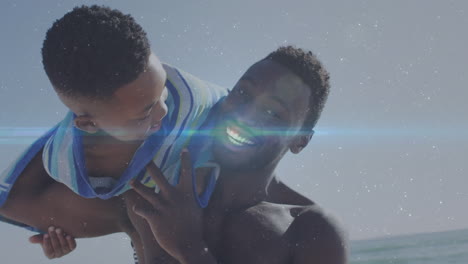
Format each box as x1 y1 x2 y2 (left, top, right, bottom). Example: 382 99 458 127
226 126 256 147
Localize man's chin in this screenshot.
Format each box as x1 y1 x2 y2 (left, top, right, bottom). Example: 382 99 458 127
212 146 257 171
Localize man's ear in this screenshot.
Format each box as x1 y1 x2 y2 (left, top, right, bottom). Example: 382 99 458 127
73 116 99 134
289 130 314 154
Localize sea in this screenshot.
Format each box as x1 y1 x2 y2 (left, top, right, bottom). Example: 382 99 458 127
350 229 468 264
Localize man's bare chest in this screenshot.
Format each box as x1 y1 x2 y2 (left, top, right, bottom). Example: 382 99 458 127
204 203 295 264
202 208 292 264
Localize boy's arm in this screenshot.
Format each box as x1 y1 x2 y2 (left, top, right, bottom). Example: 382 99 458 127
0 150 126 238
29 226 77 259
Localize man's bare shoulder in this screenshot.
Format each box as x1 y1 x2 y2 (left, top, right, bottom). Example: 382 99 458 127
222 202 347 264
226 202 343 237
285 204 348 264
220 202 296 263
226 202 297 236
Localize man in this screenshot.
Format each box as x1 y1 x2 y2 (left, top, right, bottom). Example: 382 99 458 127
0 4 224 255
129 46 347 263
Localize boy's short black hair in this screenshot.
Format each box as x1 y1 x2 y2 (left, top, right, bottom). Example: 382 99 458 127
42 5 151 99
264 46 330 130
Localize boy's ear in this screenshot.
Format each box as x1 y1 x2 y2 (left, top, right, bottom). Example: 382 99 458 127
73 116 98 134
289 130 314 154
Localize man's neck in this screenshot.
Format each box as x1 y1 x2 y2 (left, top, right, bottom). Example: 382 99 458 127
208 164 277 212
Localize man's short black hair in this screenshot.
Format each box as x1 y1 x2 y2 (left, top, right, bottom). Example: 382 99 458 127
42 5 151 99
263 46 330 130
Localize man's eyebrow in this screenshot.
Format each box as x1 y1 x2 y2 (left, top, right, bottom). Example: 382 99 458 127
240 76 290 113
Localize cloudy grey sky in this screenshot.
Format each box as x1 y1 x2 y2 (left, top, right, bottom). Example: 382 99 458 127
1 0 467 263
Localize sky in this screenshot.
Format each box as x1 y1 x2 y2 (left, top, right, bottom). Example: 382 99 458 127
0 0 467 263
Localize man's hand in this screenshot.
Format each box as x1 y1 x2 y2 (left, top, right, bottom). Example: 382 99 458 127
29 226 77 259
130 149 206 261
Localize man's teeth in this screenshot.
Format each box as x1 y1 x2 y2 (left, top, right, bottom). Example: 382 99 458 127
226 127 254 146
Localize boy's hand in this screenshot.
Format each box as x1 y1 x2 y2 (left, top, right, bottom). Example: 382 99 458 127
130 149 204 261
29 226 77 259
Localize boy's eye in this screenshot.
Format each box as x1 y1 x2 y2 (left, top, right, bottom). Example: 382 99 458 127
136 114 150 122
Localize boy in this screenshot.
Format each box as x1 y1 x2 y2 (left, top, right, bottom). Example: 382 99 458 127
0 5 226 237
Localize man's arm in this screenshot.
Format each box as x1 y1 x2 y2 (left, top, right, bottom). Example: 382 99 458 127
123 190 179 264
129 153 218 264
0 150 127 237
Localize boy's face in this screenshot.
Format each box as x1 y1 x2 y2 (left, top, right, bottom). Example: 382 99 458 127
212 59 312 171
58 53 169 142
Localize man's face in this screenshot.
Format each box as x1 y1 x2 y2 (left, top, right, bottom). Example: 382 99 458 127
59 53 169 142
212 59 311 171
